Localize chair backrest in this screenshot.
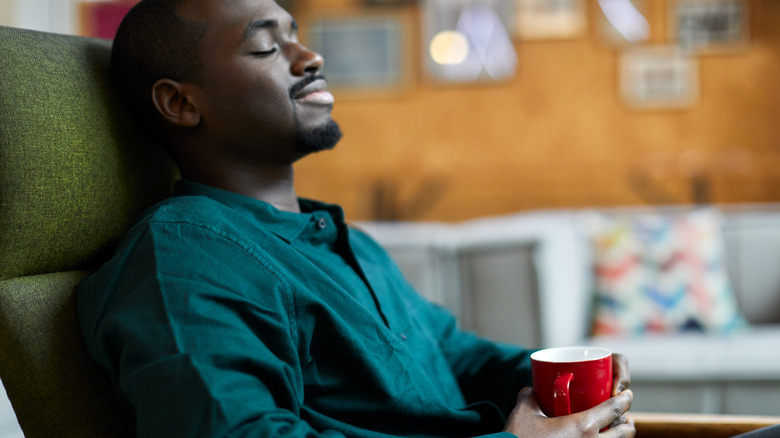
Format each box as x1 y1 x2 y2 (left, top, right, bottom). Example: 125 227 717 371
0 25 178 437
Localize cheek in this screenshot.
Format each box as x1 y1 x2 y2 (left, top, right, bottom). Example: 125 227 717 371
240 72 296 127
203 59 293 115
211 79 296 133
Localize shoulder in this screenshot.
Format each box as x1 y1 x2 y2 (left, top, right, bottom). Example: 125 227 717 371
87 194 290 296
77 194 294 332
134 194 241 232
118 194 271 253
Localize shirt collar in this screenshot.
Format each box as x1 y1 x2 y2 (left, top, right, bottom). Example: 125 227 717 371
173 180 345 243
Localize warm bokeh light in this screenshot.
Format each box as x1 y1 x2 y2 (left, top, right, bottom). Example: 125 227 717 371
429 30 469 65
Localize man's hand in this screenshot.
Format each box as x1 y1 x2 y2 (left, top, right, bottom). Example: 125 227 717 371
502 388 635 438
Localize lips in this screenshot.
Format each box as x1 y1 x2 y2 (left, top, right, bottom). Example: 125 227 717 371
297 90 335 105
290 75 335 105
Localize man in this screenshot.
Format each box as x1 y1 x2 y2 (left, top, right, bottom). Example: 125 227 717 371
77 0 635 437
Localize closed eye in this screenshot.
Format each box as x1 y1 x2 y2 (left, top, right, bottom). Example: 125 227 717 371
252 47 278 57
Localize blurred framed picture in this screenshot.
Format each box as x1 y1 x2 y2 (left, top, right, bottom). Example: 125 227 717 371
422 0 517 84
515 0 587 41
620 46 699 110
669 0 749 53
596 0 650 47
304 12 412 97
79 1 137 39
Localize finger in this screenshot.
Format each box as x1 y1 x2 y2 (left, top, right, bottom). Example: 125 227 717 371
586 390 633 431
515 387 543 412
600 417 636 438
609 413 629 429
612 354 631 396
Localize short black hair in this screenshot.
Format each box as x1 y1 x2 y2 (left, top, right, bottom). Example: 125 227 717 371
110 0 208 126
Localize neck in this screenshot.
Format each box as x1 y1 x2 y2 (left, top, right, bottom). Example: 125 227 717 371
182 163 301 213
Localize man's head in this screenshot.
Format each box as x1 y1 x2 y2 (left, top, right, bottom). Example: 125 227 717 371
111 0 342 169
111 0 206 127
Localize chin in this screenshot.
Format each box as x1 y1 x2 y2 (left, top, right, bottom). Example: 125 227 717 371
294 119 343 154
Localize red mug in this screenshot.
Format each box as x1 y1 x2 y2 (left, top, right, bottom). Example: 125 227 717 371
531 346 612 417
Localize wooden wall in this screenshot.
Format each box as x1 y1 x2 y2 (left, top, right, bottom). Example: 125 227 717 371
292 0 780 222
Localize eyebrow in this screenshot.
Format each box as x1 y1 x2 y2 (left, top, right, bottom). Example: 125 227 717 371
240 18 299 43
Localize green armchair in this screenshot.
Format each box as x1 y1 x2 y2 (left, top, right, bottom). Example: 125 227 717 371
0 25 177 437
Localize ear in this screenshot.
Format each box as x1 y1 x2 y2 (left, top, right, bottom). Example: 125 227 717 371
151 78 202 128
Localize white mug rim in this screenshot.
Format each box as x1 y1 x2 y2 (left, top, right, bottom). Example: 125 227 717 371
530 346 612 364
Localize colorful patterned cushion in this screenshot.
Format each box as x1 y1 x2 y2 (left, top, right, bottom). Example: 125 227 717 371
585 209 746 336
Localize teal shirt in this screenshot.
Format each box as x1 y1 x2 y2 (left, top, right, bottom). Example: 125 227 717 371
78 181 532 438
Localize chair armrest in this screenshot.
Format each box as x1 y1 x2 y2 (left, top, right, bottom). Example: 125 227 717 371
632 412 780 438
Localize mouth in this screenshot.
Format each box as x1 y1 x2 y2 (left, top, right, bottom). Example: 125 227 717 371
290 75 335 105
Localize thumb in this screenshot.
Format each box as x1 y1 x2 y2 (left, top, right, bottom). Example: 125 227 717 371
515 387 542 411
504 387 549 435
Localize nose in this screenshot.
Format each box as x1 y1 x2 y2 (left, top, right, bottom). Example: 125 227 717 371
289 43 324 76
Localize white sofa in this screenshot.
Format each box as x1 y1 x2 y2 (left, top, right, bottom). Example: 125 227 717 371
358 204 780 416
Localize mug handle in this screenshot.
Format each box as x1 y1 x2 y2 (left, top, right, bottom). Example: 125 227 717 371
553 372 573 417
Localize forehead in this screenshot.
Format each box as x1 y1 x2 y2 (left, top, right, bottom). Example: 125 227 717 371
180 0 291 44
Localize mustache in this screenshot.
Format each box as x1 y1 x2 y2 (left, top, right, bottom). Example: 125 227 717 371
289 74 328 100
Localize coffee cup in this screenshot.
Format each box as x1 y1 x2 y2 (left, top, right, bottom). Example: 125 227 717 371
531 346 612 417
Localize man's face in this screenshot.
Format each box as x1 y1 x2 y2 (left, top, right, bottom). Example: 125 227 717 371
181 0 341 164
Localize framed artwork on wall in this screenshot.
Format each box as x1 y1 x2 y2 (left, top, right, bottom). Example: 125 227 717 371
514 0 587 41
596 0 650 47
79 1 137 39
304 12 412 97
619 46 699 110
422 0 517 84
668 0 749 53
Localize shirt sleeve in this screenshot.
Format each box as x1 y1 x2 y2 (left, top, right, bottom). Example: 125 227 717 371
78 221 345 438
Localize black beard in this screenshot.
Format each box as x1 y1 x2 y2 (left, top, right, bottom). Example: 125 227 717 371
294 118 343 154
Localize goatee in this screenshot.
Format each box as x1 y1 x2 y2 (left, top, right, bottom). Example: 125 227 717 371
294 119 343 154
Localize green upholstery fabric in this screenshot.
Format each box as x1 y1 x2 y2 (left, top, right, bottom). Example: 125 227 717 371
0 25 177 281
0 272 132 438
0 25 179 437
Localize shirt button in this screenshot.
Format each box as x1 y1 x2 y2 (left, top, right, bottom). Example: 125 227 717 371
317 218 328 229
